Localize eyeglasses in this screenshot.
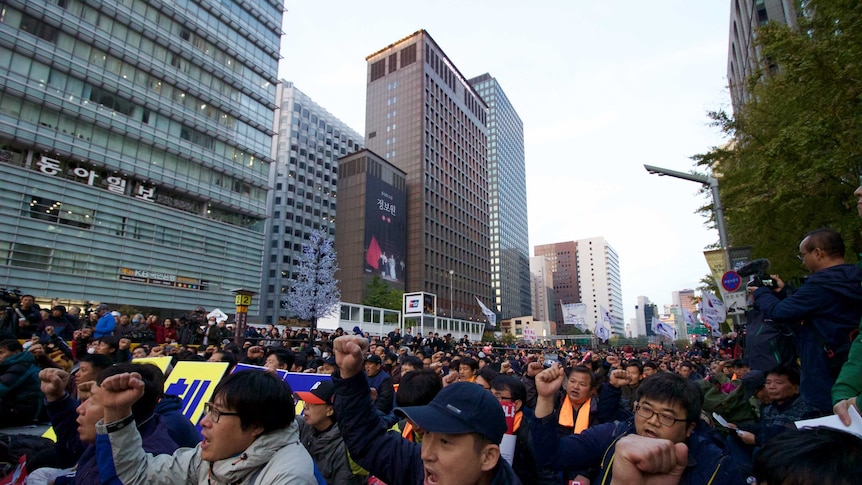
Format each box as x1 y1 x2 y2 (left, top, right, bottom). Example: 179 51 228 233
635 404 687 427
797 248 817 260
203 402 240 423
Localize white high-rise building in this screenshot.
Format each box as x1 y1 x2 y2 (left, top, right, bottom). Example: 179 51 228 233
261 82 362 324
635 295 659 337
576 237 623 335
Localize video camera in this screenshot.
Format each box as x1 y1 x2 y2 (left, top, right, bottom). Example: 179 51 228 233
0 288 21 306
738 259 778 289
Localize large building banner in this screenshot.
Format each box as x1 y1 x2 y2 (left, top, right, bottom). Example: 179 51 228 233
363 173 407 290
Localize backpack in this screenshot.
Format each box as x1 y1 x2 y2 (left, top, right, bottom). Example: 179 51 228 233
0 434 54 478
744 307 797 372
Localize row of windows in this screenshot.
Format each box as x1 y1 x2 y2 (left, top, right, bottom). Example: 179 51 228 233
116 0 279 88
292 102 360 146
0 92 269 217
4 143 266 232
2 238 253 294
370 42 417 82
12 1 275 122
2 6 273 159
19 192 261 254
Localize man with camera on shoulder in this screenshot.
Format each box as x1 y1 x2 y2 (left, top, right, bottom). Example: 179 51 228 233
750 228 862 413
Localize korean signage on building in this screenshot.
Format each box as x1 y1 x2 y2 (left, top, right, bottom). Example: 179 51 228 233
0 148 205 216
119 267 206 291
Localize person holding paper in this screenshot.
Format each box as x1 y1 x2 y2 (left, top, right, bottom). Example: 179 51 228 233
743 366 821 448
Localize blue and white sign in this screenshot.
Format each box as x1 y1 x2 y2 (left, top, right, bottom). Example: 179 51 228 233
721 271 742 293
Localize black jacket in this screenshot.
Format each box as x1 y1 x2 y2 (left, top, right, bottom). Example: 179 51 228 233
332 371 522 485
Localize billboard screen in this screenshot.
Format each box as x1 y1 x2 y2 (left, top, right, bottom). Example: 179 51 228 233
363 172 407 291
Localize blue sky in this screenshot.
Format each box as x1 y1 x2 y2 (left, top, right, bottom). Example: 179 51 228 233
279 1 733 324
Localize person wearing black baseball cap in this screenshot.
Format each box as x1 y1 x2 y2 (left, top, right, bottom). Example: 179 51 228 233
332 335 521 485
364 353 395 414
295 379 367 484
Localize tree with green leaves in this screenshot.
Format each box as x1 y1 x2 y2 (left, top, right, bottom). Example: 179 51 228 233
362 275 404 311
693 0 862 282
281 229 340 349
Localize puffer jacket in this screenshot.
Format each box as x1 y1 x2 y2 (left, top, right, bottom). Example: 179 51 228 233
0 350 43 425
154 395 202 448
95 418 317 485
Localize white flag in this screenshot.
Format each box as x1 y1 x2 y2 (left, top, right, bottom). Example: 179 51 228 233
653 317 677 340
698 291 726 328
562 301 588 330
681 308 698 327
595 305 612 342
476 297 497 327
207 308 228 323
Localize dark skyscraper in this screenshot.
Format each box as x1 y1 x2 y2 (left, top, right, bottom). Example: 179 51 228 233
362 30 493 321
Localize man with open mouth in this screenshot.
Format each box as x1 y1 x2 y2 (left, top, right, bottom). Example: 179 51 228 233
531 367 742 484
330 335 521 485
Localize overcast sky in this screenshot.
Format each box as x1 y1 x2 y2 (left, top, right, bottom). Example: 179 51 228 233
279 1 733 324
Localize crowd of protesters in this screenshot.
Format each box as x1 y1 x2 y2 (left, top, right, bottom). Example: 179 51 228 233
2 295 861 485
6 179 862 484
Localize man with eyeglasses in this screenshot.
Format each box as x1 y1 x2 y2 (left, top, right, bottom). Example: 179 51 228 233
530 368 741 484
92 370 318 484
750 228 862 413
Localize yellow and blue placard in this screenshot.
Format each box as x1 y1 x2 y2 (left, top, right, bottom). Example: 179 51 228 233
164 361 229 427
232 363 332 415
131 356 172 372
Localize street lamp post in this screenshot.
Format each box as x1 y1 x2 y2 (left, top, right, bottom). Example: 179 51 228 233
644 163 736 331
643 164 729 257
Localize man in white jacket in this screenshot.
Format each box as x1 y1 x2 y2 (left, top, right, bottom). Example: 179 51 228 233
93 370 317 485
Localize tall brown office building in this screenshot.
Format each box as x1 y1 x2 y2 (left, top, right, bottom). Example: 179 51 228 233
362 30 492 320
335 149 407 303
534 241 580 329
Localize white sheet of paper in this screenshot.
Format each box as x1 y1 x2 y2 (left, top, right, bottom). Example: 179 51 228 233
794 405 862 439
712 412 731 428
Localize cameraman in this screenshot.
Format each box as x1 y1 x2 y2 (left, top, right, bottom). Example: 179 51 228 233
750 228 862 413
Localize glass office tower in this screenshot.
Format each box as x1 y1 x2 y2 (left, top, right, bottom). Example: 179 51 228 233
0 0 282 315
469 73 530 320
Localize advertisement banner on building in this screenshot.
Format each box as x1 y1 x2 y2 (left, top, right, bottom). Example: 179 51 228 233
404 294 423 315
364 173 407 290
